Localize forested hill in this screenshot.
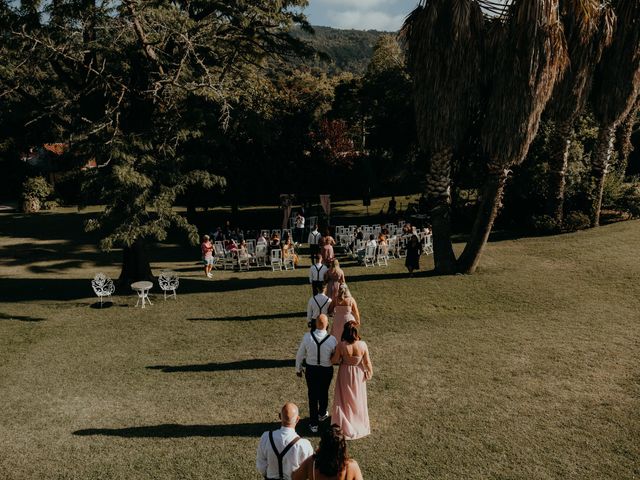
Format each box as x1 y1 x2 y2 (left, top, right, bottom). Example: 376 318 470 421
292 26 389 75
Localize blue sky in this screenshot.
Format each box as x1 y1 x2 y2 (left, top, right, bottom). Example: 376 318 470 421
303 0 419 31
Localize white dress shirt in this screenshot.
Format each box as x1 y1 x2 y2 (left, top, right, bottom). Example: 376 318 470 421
296 329 338 371
296 216 305 229
308 263 328 283
307 293 332 322
256 426 313 480
308 230 322 245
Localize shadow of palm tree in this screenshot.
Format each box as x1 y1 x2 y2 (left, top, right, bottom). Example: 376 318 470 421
146 358 295 373
73 422 278 438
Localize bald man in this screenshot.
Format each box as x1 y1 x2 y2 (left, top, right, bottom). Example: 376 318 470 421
257 402 313 480
295 314 338 433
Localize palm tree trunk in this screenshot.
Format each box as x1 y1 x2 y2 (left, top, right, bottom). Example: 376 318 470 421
547 120 573 226
590 124 616 227
426 148 457 275
615 97 639 175
457 168 509 274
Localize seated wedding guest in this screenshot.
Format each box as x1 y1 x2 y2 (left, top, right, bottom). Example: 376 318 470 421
307 284 332 331
257 403 314 480
238 239 251 260
320 237 334 266
257 232 268 246
269 233 281 254
365 234 377 249
331 322 372 440
214 227 224 242
309 253 328 296
292 425 363 480
283 237 299 268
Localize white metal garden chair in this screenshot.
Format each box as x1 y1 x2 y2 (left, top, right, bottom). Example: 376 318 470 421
158 270 179 300
91 273 115 307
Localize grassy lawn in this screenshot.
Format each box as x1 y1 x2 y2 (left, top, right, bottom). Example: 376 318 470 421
0 209 638 479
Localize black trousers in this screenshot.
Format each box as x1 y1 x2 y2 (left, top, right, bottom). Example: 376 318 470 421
311 281 324 296
305 365 334 426
295 227 305 244
309 244 319 263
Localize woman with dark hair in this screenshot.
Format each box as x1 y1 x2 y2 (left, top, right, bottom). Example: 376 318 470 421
292 425 363 480
330 322 372 440
405 234 421 276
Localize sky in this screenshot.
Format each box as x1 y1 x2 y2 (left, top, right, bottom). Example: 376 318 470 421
303 0 419 32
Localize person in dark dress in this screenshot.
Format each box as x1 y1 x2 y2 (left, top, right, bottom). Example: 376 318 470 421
405 234 421 275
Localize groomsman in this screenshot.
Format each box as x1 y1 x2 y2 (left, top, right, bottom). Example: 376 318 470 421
306 283 331 330
256 402 313 480
308 253 328 296
307 225 322 263
295 315 337 433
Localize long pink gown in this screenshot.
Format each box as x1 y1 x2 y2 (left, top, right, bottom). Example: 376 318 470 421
330 299 356 339
326 269 345 303
331 341 371 440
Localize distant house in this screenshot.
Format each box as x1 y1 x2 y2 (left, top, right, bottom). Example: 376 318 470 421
21 143 96 185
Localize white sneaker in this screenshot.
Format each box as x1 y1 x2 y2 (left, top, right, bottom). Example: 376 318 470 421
207 273 213 278
318 412 329 422
309 425 318 433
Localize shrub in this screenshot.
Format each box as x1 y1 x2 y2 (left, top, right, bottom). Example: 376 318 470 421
563 211 591 232
21 176 53 213
42 200 59 211
617 181 640 217
531 214 559 235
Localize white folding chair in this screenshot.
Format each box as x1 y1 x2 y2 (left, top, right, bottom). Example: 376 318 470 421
423 234 434 256
255 244 268 267
270 249 283 271
363 245 377 267
377 244 389 267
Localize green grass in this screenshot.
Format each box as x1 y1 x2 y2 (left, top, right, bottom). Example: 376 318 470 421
0 209 639 479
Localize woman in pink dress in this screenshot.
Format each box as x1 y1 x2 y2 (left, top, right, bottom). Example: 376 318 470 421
325 259 346 303
320 237 334 266
331 322 372 440
328 284 360 339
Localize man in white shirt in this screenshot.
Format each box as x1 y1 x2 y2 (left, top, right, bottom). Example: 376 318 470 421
307 225 322 263
366 234 378 248
306 284 332 330
308 253 328 296
256 402 313 480
295 315 337 433
295 212 305 245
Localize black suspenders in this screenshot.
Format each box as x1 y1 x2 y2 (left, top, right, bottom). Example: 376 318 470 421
268 431 301 480
310 332 331 365
313 264 322 281
313 296 328 314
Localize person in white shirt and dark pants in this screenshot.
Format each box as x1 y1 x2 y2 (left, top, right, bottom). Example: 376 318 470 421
296 314 338 433
295 212 305 245
307 225 322 264
306 284 332 331
308 253 328 296
257 402 313 480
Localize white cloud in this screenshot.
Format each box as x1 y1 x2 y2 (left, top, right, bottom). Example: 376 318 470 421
318 0 390 7
327 9 405 31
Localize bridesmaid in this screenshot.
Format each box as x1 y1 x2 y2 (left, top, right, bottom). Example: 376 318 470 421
331 322 372 440
320 237 335 266
325 259 346 303
328 284 360 339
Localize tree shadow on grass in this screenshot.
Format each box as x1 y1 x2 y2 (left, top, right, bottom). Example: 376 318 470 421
147 358 295 373
188 311 305 322
73 422 277 438
0 312 45 322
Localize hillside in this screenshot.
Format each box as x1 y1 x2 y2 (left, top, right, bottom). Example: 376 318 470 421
292 25 388 75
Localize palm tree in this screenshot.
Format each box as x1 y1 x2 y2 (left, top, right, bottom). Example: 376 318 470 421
589 0 640 227
402 0 485 274
614 95 640 176
457 0 569 273
545 0 615 226
404 0 568 274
